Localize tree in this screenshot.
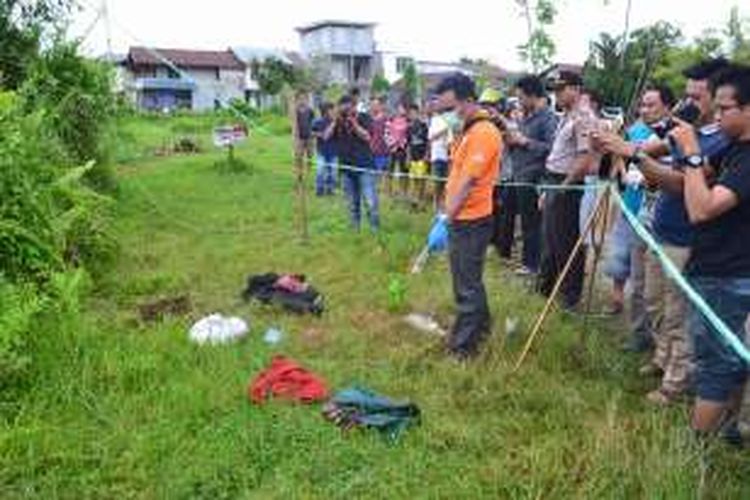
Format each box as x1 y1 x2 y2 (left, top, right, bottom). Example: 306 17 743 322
0 0 72 89
254 57 300 97
583 32 625 106
726 6 750 64
401 61 419 104
371 72 390 96
516 0 557 73
583 22 683 109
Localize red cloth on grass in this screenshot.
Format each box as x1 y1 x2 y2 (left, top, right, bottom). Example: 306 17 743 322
249 355 329 404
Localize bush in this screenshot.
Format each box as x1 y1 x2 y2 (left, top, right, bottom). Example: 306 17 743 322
0 89 116 285
228 98 259 120
0 278 42 387
20 41 117 192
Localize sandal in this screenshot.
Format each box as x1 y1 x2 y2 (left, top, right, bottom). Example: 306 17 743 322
646 388 680 407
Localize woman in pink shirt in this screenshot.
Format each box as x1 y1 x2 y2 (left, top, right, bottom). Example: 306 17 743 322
386 103 409 196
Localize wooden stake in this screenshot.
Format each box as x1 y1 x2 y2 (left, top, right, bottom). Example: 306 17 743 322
287 91 309 244
512 186 611 373
581 186 612 338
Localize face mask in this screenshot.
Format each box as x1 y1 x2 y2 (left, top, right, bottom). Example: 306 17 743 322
442 110 461 131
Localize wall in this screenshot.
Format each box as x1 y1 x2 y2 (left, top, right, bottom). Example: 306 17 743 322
184 68 245 111
301 26 375 58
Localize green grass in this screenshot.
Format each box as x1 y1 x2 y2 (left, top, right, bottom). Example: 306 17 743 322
2 114 749 498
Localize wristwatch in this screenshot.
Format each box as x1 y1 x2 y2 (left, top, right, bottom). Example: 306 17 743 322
684 154 704 169
628 148 647 166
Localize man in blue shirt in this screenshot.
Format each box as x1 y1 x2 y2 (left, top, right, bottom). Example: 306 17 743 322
311 102 337 196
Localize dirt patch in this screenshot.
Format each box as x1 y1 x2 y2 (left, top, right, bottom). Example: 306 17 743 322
138 295 192 323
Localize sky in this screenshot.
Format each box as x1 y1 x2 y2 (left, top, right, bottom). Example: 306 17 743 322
70 0 749 71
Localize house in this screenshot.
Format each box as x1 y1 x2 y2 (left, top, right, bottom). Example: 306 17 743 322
120 47 245 111
231 46 294 109
296 20 376 92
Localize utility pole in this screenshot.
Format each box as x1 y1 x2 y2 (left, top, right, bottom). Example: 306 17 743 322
102 0 113 59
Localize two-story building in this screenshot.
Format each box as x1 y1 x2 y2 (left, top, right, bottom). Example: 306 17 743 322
296 20 376 92
120 47 245 111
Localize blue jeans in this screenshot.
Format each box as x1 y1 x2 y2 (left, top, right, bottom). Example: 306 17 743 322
689 277 750 402
374 155 390 173
604 212 636 282
316 154 337 196
343 170 379 231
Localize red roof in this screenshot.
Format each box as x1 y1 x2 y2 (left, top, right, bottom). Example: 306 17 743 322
127 47 244 70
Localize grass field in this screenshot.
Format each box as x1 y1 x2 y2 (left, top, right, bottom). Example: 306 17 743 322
1 112 749 499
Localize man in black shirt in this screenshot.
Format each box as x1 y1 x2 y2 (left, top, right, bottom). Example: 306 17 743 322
294 92 315 173
329 95 380 231
407 103 429 204
670 64 750 434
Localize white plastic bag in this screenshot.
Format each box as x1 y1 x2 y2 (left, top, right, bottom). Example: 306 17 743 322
189 313 249 345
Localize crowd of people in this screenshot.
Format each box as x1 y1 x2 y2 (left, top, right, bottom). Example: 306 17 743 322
292 59 750 443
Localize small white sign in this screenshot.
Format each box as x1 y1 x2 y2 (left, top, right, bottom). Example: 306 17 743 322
213 124 248 148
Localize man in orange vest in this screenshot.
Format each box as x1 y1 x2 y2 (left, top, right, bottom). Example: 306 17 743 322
437 73 503 360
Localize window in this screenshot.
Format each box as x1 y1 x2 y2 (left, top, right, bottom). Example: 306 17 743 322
396 57 414 74
167 67 180 79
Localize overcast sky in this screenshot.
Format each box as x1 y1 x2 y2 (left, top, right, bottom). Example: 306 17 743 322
70 0 748 71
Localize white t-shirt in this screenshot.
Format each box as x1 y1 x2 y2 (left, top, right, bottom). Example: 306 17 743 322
429 114 452 162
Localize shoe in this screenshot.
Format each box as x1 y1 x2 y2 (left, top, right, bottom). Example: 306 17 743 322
559 301 581 315
721 424 745 449
646 388 680 407
603 303 624 316
447 349 476 365
622 336 653 353
639 363 663 377
515 266 538 277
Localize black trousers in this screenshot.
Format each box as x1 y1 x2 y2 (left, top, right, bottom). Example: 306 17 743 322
449 217 493 356
492 186 516 259
538 187 585 308
493 184 542 271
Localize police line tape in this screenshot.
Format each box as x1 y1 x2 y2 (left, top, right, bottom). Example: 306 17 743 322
240 111 602 192
223 112 750 362
300 158 604 192
614 189 750 364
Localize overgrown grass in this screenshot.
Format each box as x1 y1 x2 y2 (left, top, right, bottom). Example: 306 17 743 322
2 114 749 498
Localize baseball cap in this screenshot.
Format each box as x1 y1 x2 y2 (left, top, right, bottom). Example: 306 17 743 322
478 88 502 105
548 70 583 90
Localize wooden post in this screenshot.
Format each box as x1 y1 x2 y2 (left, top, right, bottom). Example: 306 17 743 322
511 186 611 373
287 90 309 243
581 185 612 339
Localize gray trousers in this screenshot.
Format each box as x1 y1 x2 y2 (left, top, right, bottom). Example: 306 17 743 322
448 217 493 356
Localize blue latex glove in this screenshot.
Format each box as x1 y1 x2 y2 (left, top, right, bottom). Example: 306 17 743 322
427 214 449 253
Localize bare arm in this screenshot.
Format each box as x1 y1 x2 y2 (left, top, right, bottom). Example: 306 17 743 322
323 120 336 141
563 153 595 185
429 127 448 142
639 156 684 195
684 165 739 223
671 125 740 223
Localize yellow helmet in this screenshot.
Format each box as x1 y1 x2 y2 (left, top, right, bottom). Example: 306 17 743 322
478 88 502 105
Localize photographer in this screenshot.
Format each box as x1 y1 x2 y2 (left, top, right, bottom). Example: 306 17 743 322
670 64 750 435
329 95 379 231
596 61 731 406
